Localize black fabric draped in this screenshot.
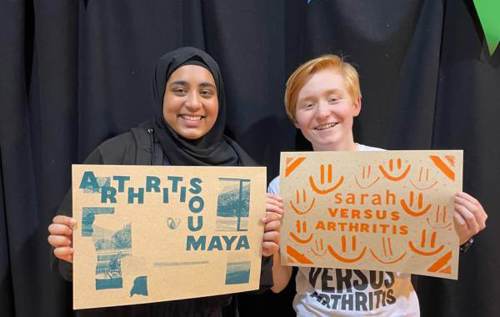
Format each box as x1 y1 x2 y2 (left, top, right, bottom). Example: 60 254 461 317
1 1 498 317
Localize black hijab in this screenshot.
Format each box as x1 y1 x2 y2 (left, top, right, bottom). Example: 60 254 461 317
151 47 255 166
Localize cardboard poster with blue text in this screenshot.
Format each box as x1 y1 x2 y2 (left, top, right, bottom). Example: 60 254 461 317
72 165 266 309
280 150 462 279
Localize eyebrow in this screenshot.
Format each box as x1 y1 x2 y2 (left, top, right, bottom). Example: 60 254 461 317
298 89 343 102
169 81 216 89
326 88 343 94
199 82 216 89
169 80 188 86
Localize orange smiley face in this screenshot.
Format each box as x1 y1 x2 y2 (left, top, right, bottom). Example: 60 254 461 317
310 237 327 257
354 164 380 189
369 237 407 264
378 158 411 182
400 191 432 217
327 235 367 263
289 220 313 244
426 205 453 230
409 166 438 190
289 188 316 215
309 164 344 195
408 229 444 256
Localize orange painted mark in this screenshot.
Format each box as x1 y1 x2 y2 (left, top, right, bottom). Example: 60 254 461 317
430 155 455 181
311 239 327 256
362 165 372 178
341 236 347 252
309 176 344 194
314 238 324 251
295 220 307 233
370 249 407 265
445 155 456 167
354 175 380 189
378 163 411 181
387 238 393 256
420 229 426 248
289 232 313 244
440 266 452 274
429 206 450 227
356 164 381 189
285 156 306 177
328 164 332 182
327 245 367 263
400 200 432 217
320 165 325 184
409 241 445 256
400 193 432 217
427 251 452 273
405 191 431 209
426 217 452 230
287 245 314 264
289 198 316 215
430 232 437 248
352 236 357 251
310 247 327 257
382 237 388 256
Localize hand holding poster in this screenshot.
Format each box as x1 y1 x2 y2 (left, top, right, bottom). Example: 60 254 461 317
280 150 462 279
72 165 266 309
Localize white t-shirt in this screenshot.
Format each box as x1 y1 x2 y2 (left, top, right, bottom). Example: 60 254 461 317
268 144 420 316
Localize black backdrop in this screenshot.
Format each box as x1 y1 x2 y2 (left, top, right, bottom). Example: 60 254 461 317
1 1 499 316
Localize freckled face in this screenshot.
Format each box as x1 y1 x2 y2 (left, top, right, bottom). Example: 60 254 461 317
294 69 361 151
163 65 219 140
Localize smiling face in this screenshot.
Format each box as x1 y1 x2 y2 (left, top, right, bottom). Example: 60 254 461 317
294 68 361 151
163 65 219 140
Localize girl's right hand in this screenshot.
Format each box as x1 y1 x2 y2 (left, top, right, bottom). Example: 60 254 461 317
48 215 76 263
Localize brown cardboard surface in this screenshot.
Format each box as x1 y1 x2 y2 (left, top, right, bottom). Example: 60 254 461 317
72 165 266 309
279 150 462 279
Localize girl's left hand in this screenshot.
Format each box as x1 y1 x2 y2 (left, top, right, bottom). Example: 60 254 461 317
262 193 284 257
454 192 488 245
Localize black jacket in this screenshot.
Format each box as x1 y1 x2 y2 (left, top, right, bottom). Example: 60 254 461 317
56 122 273 317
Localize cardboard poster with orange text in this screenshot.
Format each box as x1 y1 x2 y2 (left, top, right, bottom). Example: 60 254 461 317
280 150 462 279
72 165 266 309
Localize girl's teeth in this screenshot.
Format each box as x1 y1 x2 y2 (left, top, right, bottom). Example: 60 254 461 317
182 115 202 120
316 123 336 130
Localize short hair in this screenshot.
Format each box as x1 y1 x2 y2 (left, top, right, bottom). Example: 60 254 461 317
284 54 361 121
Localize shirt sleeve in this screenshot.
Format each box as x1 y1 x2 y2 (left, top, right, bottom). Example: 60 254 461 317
267 176 280 195
53 147 105 282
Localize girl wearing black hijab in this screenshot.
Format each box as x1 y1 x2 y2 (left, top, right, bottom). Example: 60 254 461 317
48 47 282 317
152 46 256 167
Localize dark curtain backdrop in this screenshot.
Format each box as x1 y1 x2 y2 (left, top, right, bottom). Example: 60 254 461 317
0 0 498 316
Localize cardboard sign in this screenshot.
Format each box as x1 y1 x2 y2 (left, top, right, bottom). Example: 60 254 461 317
280 150 462 279
72 165 266 309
